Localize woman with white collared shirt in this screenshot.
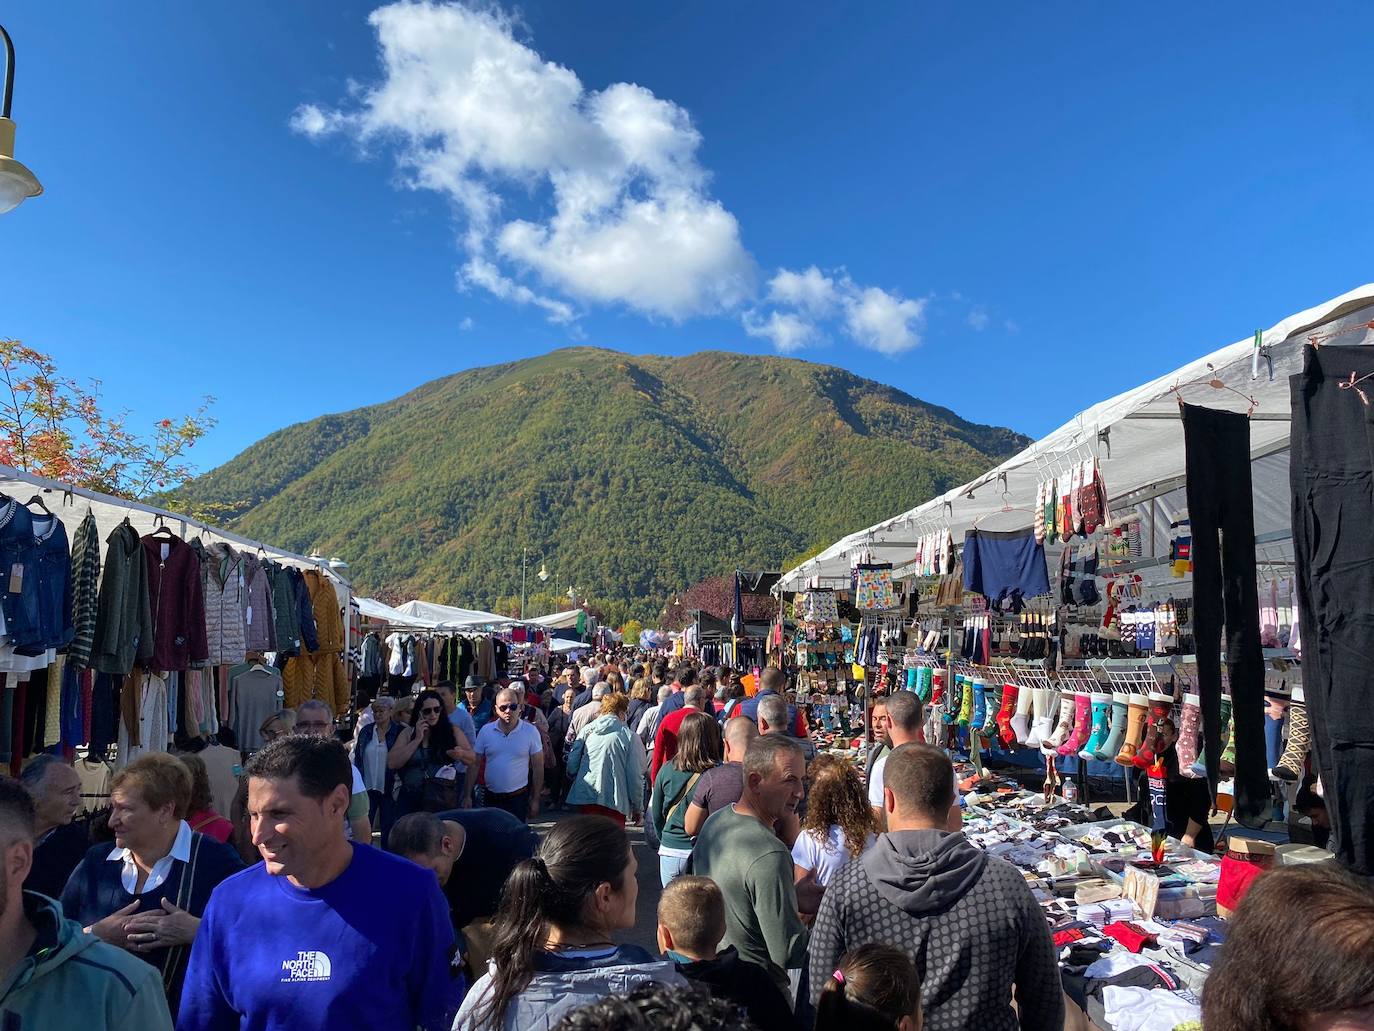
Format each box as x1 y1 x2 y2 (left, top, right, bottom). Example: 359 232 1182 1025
60 751 242 1012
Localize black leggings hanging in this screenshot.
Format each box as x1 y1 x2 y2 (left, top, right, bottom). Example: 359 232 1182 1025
1182 403 1267 829
1290 344 1374 875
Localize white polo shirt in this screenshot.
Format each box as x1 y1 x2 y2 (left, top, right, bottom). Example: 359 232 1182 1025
476 719 543 794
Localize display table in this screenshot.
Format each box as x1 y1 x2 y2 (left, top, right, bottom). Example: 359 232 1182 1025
957 776 1219 1030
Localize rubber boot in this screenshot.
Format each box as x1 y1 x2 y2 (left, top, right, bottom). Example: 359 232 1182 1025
1097 696 1129 760
1115 694 1150 767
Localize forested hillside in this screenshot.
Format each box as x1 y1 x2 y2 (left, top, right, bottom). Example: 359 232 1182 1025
174 348 1027 622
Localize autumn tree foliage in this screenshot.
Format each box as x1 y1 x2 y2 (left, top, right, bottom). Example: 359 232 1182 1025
0 340 215 500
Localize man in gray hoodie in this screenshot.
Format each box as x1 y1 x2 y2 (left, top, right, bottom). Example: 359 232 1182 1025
808 743 1063 1031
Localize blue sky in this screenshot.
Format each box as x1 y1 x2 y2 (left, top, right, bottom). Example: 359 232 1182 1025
4 2 1374 472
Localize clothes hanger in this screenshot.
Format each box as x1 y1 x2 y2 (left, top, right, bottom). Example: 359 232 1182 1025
25 492 52 515
1169 364 1258 415
971 491 1038 528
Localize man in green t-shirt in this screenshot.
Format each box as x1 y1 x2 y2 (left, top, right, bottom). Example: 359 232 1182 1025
692 734 808 995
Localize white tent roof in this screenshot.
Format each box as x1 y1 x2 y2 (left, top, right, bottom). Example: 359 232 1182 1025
779 284 1374 591
528 609 584 631
396 599 516 629
551 638 589 654
356 597 437 628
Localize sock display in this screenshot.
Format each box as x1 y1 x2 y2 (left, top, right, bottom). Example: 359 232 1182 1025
971 678 988 731
1078 693 1112 760
996 682 1019 745
1175 692 1203 777
1058 692 1094 757
1133 693 1176 770
1115 694 1150 766
958 676 975 727
1044 694 1077 752
1272 692 1309 781
1098 697 1129 760
1010 683 1034 743
1026 689 1054 748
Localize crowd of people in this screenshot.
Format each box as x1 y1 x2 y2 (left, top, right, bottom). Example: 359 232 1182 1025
2 650 1372 1031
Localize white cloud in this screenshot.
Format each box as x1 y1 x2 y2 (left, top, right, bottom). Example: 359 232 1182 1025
843 287 926 356
967 306 990 331
743 310 818 353
747 266 926 355
292 0 752 321
458 316 475 331
294 1 936 353
767 266 839 317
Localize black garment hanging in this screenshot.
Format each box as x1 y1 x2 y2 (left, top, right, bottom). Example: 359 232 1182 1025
1181 403 1267 829
1290 345 1374 875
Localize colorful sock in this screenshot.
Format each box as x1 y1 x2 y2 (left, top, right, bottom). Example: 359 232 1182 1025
981 682 1002 737
1044 695 1077 752
957 676 975 727
1078 693 1112 760
1026 689 1054 748
1059 692 1094 756
970 678 987 731
1175 693 1203 776
1273 694 1310 782
905 667 918 692
930 670 946 708
1098 697 1129 760
1133 694 1175 770
1034 481 1047 544
1115 695 1150 767
1010 683 1034 744
996 682 1019 745
1217 694 1235 768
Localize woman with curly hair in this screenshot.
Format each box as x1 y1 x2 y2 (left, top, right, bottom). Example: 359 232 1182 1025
792 754 877 914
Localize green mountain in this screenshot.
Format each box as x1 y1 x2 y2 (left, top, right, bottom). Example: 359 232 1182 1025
174 348 1027 622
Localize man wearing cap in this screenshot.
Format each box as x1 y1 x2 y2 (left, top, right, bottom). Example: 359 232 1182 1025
435 681 480 809
461 675 493 734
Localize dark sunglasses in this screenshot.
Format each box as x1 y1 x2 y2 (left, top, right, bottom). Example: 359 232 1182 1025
419 706 442 715
495 704 520 712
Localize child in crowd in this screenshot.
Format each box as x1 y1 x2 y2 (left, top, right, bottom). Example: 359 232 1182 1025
815 945 922 1031
656 876 797 1031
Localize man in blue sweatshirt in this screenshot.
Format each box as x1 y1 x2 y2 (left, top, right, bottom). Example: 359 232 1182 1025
177 736 460 1031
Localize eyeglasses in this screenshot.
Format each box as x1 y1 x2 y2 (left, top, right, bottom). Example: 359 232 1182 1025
495 704 520 712
420 706 442 715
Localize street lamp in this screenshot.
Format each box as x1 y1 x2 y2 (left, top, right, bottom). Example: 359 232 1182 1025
0 24 43 215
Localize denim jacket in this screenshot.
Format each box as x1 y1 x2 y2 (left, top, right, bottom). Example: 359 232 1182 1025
0 498 42 652
31 512 74 652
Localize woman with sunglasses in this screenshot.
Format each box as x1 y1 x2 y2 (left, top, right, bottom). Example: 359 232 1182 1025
390 689 478 815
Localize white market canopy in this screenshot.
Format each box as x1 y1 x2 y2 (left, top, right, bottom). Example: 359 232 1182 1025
528 609 585 631
550 638 589 654
396 599 516 630
779 283 1374 591
356 597 437 628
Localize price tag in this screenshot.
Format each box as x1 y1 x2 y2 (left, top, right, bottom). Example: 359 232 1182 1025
8 564 22 594
160 543 170 562
246 605 253 626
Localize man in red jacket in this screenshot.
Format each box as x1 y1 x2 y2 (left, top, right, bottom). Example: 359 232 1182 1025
651 686 705 781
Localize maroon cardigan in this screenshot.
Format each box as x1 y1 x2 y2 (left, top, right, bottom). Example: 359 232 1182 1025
142 534 209 671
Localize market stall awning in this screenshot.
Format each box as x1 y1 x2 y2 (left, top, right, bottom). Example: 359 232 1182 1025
356 597 438 628
528 609 584 630
779 283 1374 591
396 599 516 629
